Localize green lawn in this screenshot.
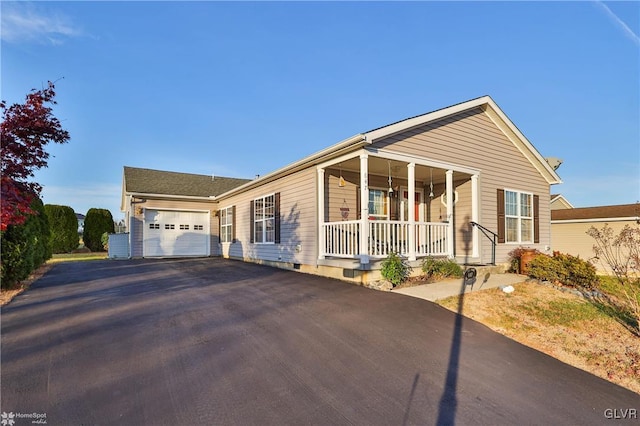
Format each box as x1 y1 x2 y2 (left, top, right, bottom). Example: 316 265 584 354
50 252 108 263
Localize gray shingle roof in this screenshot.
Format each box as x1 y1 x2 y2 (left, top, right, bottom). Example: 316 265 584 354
123 166 251 198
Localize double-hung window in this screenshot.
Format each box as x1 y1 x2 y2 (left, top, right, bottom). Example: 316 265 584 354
505 190 533 243
220 206 234 243
368 189 388 219
254 194 275 243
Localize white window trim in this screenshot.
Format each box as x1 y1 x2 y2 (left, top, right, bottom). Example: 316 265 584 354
220 206 234 243
504 188 534 244
254 194 276 244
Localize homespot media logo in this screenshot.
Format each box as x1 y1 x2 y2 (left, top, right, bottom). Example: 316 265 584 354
1 412 47 425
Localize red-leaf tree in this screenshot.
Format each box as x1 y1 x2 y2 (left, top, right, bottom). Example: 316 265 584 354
1 82 70 231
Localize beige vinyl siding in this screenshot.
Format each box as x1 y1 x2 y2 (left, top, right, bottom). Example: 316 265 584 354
326 169 359 222
219 167 317 265
451 179 473 258
129 198 218 257
372 107 552 264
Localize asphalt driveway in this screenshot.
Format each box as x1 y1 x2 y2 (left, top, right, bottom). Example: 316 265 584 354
1 258 638 425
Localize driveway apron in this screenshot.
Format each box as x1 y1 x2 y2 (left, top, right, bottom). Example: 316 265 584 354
1 258 638 425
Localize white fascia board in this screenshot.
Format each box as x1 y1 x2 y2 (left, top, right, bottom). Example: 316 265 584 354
142 207 211 213
215 133 368 200
551 217 640 224
126 192 216 201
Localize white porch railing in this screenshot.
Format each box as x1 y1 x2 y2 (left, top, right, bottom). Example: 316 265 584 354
322 220 360 258
321 220 449 259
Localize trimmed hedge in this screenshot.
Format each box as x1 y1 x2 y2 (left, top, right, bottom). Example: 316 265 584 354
528 251 598 290
44 204 78 253
1 196 51 289
83 208 114 252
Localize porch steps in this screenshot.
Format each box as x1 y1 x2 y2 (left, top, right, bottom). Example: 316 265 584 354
462 264 507 277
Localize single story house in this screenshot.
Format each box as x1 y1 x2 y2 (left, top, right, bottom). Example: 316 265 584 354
121 96 562 284
551 202 640 272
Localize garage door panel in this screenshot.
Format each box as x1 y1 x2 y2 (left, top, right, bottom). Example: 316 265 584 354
143 210 209 257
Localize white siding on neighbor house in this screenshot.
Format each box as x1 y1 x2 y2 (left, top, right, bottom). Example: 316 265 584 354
128 199 218 258
219 167 317 265
372 107 552 264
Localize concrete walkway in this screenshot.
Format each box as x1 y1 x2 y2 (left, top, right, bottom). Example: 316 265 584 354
392 272 529 301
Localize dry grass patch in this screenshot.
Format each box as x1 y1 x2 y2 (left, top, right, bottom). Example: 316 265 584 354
438 281 640 394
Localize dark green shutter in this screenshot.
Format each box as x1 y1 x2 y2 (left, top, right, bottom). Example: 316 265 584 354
274 192 281 244
533 195 540 243
249 200 254 243
232 205 236 243
497 189 505 243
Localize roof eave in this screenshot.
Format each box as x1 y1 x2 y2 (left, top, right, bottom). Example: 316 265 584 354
214 133 368 200
125 191 217 201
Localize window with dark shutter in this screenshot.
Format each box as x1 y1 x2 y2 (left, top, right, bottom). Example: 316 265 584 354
499 188 537 244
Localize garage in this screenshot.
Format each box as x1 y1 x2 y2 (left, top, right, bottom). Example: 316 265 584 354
143 209 210 257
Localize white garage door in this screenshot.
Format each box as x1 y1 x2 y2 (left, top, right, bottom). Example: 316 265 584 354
143 210 209 257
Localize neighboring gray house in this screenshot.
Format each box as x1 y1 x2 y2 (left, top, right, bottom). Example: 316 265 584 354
121 96 562 284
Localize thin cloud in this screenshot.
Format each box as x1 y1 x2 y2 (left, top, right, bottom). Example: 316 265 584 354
1 2 83 45
595 1 640 46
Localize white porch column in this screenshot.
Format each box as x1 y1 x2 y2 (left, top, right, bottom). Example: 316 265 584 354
407 163 416 261
446 169 454 259
359 154 369 264
317 168 326 260
471 174 479 258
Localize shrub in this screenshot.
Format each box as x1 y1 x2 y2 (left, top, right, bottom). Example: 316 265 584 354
508 246 542 273
83 208 114 252
381 252 412 287
587 223 640 332
528 251 598 290
422 257 463 280
44 204 79 253
528 254 566 284
101 232 109 251
1 196 51 289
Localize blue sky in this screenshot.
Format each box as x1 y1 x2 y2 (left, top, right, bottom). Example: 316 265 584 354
2 1 639 221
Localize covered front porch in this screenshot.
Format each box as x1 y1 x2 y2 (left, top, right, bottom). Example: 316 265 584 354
317 148 482 266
